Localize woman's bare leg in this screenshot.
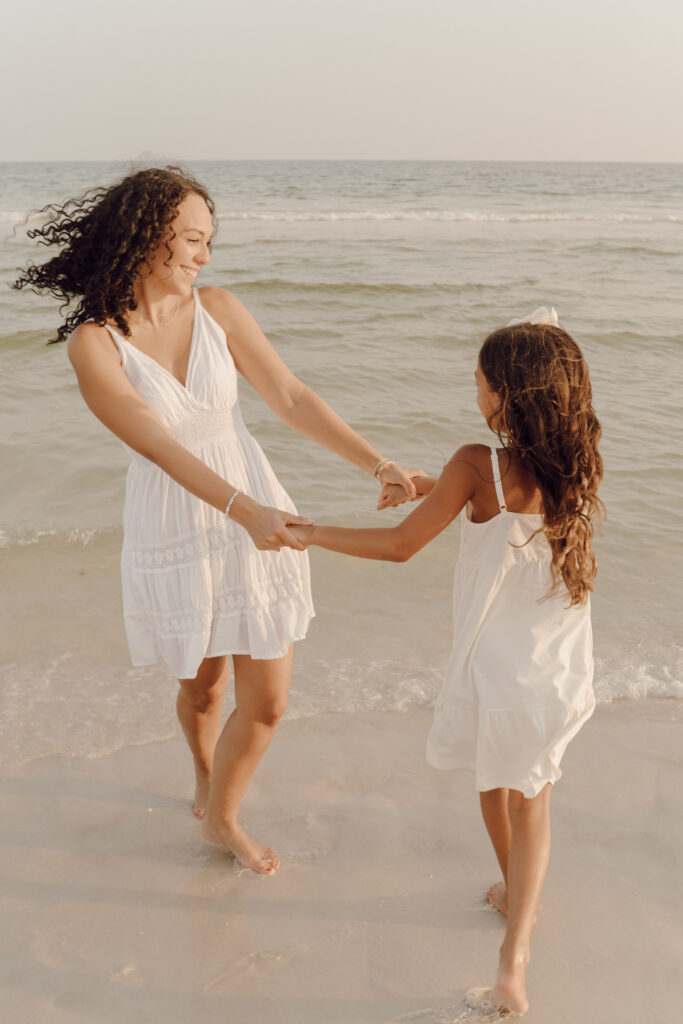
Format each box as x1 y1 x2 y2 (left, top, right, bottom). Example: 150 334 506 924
489 783 552 1015
480 787 511 915
202 646 293 875
177 656 230 819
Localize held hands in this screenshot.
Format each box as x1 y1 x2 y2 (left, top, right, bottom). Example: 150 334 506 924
288 523 315 548
377 474 432 510
377 461 424 499
230 494 313 551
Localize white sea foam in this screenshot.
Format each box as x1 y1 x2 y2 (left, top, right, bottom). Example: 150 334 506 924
0 526 103 549
216 210 682 224
593 652 683 702
1 649 678 769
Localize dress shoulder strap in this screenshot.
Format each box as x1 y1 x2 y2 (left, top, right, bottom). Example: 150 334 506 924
101 323 127 364
489 445 507 512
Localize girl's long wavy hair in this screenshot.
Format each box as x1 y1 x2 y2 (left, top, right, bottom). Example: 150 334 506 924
12 166 215 344
479 322 603 605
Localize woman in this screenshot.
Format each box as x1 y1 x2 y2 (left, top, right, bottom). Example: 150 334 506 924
14 166 419 875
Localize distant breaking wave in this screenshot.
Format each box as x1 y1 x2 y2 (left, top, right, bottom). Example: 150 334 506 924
3 210 682 228
216 210 683 224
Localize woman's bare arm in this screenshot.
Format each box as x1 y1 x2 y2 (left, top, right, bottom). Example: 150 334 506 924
199 287 421 496
67 323 311 551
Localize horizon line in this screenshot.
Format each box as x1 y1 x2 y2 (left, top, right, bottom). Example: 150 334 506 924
2 157 683 166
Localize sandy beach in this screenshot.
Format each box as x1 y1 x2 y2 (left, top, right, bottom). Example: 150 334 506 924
1 697 680 1024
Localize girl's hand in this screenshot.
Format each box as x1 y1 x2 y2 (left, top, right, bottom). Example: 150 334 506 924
378 461 425 498
377 483 413 510
377 474 436 510
231 495 314 551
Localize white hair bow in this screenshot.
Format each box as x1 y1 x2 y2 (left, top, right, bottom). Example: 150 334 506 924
506 306 558 327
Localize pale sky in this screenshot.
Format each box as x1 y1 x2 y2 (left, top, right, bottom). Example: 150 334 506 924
2 0 682 162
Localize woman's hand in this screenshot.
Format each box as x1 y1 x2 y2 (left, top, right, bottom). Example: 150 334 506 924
377 461 425 499
230 494 314 551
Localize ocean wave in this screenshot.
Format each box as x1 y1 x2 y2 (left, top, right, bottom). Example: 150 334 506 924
285 654 683 721
4 208 681 235
0 526 116 549
215 210 683 224
223 278 484 295
1 650 679 769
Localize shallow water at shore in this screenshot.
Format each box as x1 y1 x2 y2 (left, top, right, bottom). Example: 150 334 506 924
1 160 681 766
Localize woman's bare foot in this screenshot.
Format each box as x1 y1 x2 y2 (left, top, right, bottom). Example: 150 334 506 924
202 818 279 875
487 881 508 916
192 772 211 819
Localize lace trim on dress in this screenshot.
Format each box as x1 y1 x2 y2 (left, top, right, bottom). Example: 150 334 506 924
125 574 307 638
129 525 239 572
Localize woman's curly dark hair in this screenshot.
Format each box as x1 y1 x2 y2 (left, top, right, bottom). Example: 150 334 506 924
479 322 604 605
12 166 216 344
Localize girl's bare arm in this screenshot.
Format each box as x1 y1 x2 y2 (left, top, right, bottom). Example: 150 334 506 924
292 451 478 561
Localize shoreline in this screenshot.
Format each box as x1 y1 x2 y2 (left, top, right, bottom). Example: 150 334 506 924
2 698 681 1023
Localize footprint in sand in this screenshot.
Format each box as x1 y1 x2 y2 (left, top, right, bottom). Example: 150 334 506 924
385 1005 465 1023
203 947 304 992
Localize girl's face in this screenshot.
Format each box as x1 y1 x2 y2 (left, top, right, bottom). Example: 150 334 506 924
475 361 500 426
145 192 213 293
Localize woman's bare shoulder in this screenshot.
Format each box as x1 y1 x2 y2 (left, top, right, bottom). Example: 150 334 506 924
67 321 119 370
197 286 242 319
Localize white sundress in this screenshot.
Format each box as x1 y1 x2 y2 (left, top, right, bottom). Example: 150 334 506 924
426 446 595 798
104 289 314 680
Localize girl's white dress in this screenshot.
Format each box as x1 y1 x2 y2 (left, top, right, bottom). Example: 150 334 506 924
426 446 595 797
105 289 314 680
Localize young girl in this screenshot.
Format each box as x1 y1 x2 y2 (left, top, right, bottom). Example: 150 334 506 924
13 166 419 876
291 310 603 1017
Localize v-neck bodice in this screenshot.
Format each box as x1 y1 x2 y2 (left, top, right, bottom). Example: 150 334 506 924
105 289 239 430
108 292 200 392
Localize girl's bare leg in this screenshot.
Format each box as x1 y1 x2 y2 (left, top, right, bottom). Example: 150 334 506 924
489 783 552 1015
202 646 293 875
480 787 511 914
177 656 230 819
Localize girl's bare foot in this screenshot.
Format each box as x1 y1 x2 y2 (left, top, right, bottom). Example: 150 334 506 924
487 881 508 916
465 986 524 1018
192 772 211 819
489 948 530 1015
202 818 279 875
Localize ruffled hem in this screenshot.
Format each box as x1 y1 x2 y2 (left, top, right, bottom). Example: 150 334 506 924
426 695 595 798
124 599 315 679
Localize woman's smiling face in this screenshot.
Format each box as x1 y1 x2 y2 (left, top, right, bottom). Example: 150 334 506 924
145 192 213 293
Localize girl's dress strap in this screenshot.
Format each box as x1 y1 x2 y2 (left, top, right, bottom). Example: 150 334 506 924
489 445 507 512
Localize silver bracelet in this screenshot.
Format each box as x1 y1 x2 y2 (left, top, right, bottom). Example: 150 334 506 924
374 458 394 481
224 490 241 520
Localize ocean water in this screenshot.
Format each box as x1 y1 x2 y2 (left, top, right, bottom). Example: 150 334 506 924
1 160 681 768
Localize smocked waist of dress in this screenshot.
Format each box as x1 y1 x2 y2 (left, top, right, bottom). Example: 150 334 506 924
126 405 247 463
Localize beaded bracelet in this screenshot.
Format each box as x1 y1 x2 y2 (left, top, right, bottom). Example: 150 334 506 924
224 490 241 520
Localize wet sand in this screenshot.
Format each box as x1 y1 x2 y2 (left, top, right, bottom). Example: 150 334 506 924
1 699 681 1023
